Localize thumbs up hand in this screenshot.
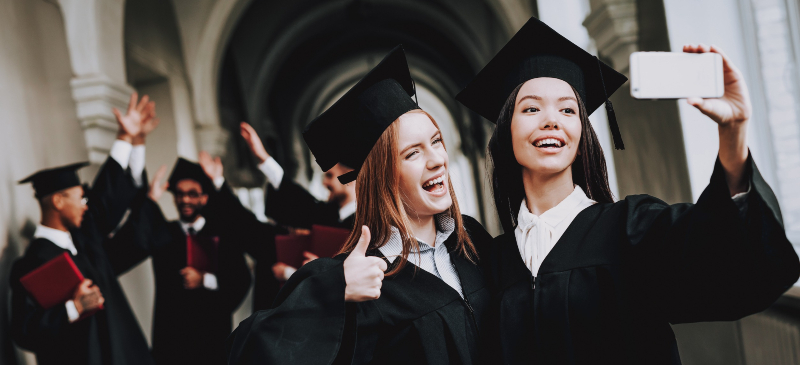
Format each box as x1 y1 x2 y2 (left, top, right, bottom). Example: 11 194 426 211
343 226 388 302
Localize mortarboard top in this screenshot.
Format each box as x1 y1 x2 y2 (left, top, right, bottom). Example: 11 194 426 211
168 158 214 194
303 44 419 184
18 162 90 199
455 17 628 149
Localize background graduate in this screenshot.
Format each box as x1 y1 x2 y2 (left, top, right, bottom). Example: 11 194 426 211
114 153 270 365
455 17 800 364
226 45 493 365
9 93 159 365
240 121 358 285
240 121 357 230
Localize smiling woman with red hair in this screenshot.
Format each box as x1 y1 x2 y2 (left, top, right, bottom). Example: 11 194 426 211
226 45 493 365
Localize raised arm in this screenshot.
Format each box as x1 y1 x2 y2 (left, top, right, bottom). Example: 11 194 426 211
240 122 341 228
87 93 158 236
105 165 174 276
625 155 799 323
684 44 750 195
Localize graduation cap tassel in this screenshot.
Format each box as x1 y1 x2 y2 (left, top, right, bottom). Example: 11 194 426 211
595 56 624 150
411 78 419 107
605 100 624 150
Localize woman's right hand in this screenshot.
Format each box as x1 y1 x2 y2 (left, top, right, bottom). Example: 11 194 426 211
343 226 387 302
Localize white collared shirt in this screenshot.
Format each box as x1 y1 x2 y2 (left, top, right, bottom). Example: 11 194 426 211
180 216 207 235
515 186 596 276
339 201 356 222
33 225 77 256
515 185 752 277
179 216 218 290
379 214 464 297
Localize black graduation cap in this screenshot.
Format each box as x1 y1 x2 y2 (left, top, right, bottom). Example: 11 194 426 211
18 162 90 198
168 158 214 194
455 17 628 150
303 44 419 184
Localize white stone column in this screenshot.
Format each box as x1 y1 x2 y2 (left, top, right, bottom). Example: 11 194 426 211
58 0 132 164
582 0 693 204
583 0 638 74
749 0 800 240
70 76 133 163
173 0 252 158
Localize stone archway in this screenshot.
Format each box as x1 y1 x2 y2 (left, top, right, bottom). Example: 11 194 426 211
214 0 540 232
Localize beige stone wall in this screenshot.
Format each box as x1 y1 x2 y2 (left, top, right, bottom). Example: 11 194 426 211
0 1 86 363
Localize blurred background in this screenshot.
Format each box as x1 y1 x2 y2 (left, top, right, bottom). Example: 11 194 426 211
1 0 799 364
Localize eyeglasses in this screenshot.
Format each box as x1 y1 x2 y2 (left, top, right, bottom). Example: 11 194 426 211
81 197 89 206
174 191 203 199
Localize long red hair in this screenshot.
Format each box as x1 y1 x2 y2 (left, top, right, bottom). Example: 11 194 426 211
337 109 477 276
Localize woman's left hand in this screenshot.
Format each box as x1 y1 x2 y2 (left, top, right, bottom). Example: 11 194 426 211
683 44 751 128
684 44 751 195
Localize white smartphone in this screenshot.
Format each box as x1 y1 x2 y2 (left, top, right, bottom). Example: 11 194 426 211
630 52 724 99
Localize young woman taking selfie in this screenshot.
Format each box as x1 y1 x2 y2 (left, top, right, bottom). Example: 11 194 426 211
226 46 493 365
456 17 800 364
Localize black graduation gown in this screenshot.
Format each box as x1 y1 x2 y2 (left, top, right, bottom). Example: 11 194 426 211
484 156 800 365
105 179 281 315
226 215 494 365
9 157 154 365
206 182 283 312
148 218 252 365
101 180 263 364
265 175 356 229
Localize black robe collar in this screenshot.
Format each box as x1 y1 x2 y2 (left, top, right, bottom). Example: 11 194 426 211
496 202 607 291
363 232 483 318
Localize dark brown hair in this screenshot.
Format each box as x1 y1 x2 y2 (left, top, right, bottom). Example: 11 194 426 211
338 109 478 276
488 82 614 233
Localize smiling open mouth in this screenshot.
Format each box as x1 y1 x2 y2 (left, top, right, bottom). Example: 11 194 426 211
533 137 565 149
422 175 446 193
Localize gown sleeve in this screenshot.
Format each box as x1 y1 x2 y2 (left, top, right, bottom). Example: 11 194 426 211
264 175 341 228
102 186 172 276
624 153 800 323
206 240 253 314
204 182 279 265
226 257 350 365
83 155 140 238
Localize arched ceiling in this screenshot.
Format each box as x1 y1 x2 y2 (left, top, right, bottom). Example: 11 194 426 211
218 0 535 187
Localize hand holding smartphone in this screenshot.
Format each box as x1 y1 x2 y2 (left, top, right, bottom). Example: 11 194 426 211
630 51 724 99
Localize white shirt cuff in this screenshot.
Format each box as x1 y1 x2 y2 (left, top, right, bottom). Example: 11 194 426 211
65 300 80 323
129 145 146 187
109 140 133 170
258 157 284 190
732 182 751 214
213 177 225 191
283 266 297 281
203 273 219 291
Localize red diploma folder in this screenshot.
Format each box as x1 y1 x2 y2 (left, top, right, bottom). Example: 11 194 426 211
20 252 103 316
275 234 312 269
187 235 220 273
274 226 350 270
310 225 351 259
